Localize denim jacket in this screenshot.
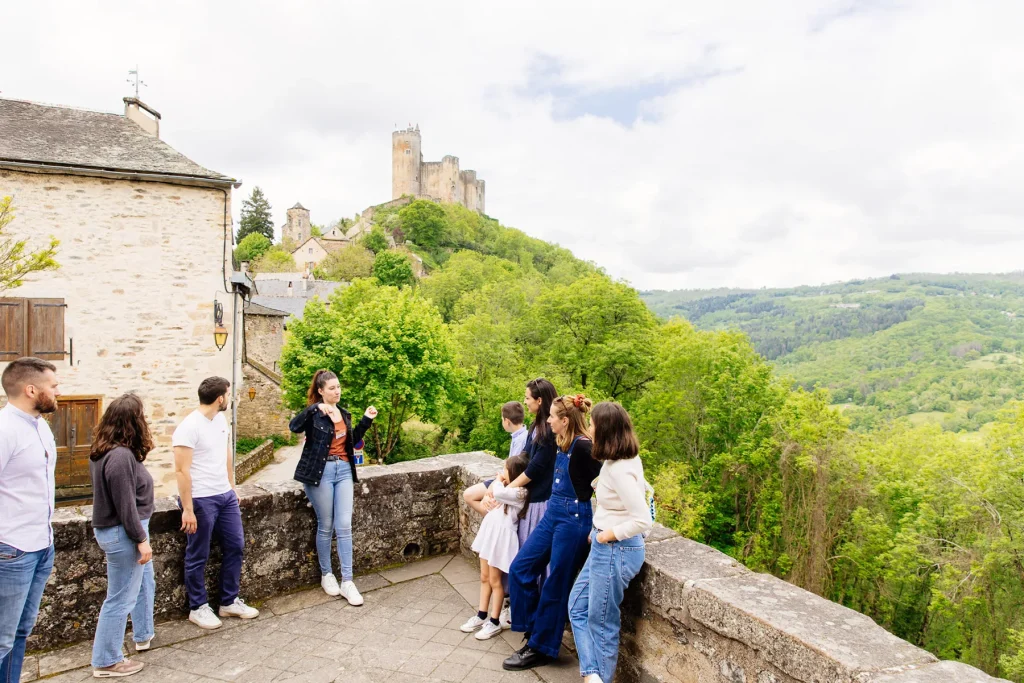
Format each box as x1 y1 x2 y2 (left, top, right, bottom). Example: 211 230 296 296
289 404 373 486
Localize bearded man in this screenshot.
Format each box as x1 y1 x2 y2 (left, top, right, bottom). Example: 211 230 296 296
0 357 60 682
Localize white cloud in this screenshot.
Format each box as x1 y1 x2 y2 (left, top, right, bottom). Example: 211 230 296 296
3 0 1023 291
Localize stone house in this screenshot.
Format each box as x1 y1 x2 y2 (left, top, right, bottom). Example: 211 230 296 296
290 236 347 274
0 96 240 498
237 301 291 439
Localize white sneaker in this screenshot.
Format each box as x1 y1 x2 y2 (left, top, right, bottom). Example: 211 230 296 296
339 581 363 606
460 615 486 633
584 675 604 683
321 573 341 597
218 598 259 619
475 620 503 640
134 638 153 651
189 604 222 630
499 605 511 629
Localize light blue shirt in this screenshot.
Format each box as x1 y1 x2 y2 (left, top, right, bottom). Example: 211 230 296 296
0 403 57 551
509 426 528 459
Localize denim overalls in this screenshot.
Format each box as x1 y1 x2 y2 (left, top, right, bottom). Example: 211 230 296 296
508 436 593 658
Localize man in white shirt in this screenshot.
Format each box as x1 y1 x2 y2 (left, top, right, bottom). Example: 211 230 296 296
173 376 258 629
0 358 60 683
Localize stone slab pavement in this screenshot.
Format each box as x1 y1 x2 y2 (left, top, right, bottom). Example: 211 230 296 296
246 443 303 484
27 554 581 683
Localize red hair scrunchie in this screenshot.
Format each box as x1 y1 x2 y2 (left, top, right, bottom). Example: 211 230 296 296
573 393 585 408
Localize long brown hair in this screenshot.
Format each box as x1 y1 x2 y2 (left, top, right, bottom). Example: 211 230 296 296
306 369 338 406
591 402 639 461
550 394 592 452
505 452 531 521
90 393 154 462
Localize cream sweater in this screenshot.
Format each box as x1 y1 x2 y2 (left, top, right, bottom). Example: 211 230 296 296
593 457 653 541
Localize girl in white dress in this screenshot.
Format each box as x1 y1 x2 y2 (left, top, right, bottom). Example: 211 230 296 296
463 453 530 640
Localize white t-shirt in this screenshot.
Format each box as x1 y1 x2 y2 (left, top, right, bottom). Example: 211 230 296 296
172 410 231 499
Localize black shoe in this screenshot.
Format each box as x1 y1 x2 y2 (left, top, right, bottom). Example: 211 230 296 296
503 647 553 671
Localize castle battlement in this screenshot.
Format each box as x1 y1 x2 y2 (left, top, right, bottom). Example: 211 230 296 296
392 127 485 213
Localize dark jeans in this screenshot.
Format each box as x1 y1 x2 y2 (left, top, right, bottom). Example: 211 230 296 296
0 543 53 683
508 495 592 658
182 491 244 610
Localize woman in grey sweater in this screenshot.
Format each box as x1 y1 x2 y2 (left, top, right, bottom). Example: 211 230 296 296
88 393 155 678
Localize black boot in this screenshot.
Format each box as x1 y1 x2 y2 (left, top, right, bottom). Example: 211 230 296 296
503 647 554 671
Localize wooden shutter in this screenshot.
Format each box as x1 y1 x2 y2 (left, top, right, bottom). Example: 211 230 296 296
0 298 28 360
28 298 65 360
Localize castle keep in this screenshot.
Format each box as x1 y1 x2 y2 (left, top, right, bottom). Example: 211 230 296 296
392 126 485 213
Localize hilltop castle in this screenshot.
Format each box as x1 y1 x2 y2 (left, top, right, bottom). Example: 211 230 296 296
392 126 486 213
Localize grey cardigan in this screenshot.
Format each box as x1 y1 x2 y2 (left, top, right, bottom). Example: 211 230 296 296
90 446 154 543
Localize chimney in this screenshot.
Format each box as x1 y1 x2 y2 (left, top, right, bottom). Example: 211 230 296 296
123 97 161 137
240 261 250 274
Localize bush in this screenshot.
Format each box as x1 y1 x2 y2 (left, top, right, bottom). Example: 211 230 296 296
237 434 296 455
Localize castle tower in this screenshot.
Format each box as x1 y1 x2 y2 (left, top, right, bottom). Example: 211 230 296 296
284 202 311 245
392 126 422 199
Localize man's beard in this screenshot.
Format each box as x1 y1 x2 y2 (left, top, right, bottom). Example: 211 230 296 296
35 394 57 414
218 400 229 413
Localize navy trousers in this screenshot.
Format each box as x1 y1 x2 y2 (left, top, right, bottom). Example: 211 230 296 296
508 495 592 658
182 491 245 610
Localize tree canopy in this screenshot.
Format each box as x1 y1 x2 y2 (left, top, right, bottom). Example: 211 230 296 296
237 186 274 241
0 196 59 293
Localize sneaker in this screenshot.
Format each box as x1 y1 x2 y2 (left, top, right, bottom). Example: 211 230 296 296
321 573 341 597
339 580 364 606
219 598 259 619
475 621 503 640
93 658 144 677
460 614 486 632
584 675 604 683
134 638 153 652
188 604 222 630
499 605 512 629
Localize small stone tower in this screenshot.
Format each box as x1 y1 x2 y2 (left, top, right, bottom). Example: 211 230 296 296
392 126 422 199
284 203 311 244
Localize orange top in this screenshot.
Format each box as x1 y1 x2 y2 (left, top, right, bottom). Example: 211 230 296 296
328 412 348 460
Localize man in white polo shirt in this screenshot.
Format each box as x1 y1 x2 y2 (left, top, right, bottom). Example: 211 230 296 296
173 376 258 630
0 357 60 682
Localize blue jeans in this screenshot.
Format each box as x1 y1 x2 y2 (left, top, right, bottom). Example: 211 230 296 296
508 495 592 659
569 530 646 683
183 491 244 610
91 520 155 668
0 542 53 683
303 459 354 581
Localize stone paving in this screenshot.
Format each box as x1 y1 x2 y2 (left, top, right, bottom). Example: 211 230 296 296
28 555 580 683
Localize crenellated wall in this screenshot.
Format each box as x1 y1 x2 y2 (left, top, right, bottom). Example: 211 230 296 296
391 127 485 213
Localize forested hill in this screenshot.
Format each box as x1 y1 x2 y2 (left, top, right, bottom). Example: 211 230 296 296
641 273 1024 431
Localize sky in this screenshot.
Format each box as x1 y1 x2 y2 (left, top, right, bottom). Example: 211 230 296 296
3 1 1023 292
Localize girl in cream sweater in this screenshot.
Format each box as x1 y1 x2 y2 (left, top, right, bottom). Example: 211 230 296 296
568 402 653 683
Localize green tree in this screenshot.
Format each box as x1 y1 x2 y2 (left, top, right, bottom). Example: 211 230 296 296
314 245 374 282
237 186 274 241
233 232 272 265
279 281 459 462
0 196 59 293
373 250 415 288
399 200 447 248
250 248 295 273
310 224 323 238
361 226 389 254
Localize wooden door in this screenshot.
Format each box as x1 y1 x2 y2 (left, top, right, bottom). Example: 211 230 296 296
45 396 101 501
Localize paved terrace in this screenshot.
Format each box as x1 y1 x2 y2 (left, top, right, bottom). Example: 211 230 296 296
26 555 576 683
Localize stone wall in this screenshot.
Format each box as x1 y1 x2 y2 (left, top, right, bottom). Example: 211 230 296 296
236 363 291 438
0 169 234 495
235 438 275 483
243 313 285 369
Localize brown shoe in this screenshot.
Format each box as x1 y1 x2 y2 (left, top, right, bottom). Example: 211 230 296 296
93 658 145 677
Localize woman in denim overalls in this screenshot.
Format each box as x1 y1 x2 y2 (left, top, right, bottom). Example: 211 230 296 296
505 395 603 671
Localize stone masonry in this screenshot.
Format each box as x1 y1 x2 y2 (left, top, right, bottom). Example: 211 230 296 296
0 169 234 493
392 126 486 213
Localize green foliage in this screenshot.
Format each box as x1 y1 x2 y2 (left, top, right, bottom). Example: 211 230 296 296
279 281 460 462
250 247 295 273
373 250 415 288
237 186 274 241
310 224 323 238
234 232 272 265
0 196 60 293
236 433 297 454
361 226 389 254
398 200 447 248
314 245 374 282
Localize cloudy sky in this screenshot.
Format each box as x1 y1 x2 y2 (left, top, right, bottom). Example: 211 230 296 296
4 1 1023 291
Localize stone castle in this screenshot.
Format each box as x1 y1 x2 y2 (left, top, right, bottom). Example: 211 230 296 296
392 125 486 213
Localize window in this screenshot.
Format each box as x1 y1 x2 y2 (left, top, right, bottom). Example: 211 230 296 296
308 247 313 254
0 298 66 361
405 149 411 155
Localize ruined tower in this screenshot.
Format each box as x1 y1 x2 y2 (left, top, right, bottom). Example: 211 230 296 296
391 126 486 213
284 202 311 245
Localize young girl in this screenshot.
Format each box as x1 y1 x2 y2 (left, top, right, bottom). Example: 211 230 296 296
462 453 530 640
568 402 653 683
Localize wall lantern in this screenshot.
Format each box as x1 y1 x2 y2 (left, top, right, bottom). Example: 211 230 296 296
213 300 228 351
248 386 257 402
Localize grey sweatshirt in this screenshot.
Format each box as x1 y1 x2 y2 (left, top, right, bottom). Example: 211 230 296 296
90 446 155 543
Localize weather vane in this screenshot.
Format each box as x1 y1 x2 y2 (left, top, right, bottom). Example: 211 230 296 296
126 65 147 99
